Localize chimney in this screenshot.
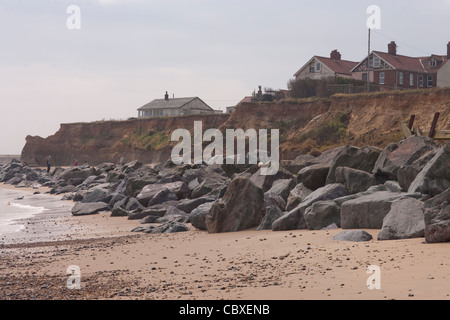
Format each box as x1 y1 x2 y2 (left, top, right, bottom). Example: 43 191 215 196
330 50 341 61
447 41 450 59
388 41 397 56
164 91 169 101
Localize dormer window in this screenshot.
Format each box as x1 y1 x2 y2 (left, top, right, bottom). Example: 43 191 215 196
429 60 437 67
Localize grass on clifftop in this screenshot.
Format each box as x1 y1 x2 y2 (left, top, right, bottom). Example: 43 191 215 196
299 113 350 146
121 128 169 151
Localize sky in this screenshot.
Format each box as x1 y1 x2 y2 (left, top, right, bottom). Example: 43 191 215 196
0 0 449 154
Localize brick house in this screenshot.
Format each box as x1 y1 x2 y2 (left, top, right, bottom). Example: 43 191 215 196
293 50 358 80
351 41 450 90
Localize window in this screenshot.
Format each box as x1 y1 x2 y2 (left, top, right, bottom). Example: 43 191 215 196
374 57 381 68
362 73 368 81
429 60 437 67
399 72 404 85
379 72 385 85
309 64 315 73
427 75 433 87
316 63 321 72
369 57 373 68
410 74 414 86
419 75 424 87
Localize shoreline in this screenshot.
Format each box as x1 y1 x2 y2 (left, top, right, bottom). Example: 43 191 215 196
1 184 450 300
0 183 139 245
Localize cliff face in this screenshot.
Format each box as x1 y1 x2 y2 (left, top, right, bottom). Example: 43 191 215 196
21 89 450 166
21 114 230 167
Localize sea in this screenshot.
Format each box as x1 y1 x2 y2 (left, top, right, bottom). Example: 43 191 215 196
0 188 46 236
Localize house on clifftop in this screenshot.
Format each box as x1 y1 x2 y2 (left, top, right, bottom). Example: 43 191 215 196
351 41 450 90
138 92 218 118
294 50 358 80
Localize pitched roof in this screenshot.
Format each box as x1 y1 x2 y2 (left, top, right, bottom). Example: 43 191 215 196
138 97 205 111
352 51 449 73
315 56 359 75
294 56 358 77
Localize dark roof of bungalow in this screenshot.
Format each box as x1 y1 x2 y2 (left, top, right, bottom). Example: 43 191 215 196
138 97 212 111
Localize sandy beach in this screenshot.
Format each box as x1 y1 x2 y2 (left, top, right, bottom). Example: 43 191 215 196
0 183 449 301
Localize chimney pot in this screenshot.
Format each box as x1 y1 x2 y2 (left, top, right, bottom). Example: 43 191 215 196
165 91 169 101
330 50 341 61
388 41 397 56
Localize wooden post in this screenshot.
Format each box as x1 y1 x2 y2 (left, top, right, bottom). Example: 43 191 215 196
408 115 416 130
429 113 440 139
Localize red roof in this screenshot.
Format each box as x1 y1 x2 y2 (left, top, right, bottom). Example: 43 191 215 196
315 56 359 75
367 51 449 73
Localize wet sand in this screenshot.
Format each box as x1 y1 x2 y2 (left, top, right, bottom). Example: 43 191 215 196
1 183 450 300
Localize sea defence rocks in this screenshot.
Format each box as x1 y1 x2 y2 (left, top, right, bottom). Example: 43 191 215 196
136 181 190 206
340 192 421 229
378 198 425 241
326 146 381 185
408 143 450 196
424 189 450 243
335 167 377 195
373 136 439 181
333 230 373 242
272 184 348 231
3 135 449 240
205 178 264 233
71 202 109 216
304 201 341 230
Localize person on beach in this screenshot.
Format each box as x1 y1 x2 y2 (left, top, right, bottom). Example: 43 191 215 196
46 156 52 173
74 160 78 167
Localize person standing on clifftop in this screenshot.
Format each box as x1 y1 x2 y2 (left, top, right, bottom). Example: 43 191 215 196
46 156 52 173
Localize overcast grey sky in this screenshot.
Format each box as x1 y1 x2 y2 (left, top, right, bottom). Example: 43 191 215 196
1 0 449 154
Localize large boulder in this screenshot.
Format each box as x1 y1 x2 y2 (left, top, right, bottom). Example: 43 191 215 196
71 202 110 216
373 136 439 181
124 172 158 198
297 164 330 191
289 146 346 173
176 197 215 214
81 188 109 204
326 146 381 185
132 221 189 234
205 178 264 233
250 167 294 193
304 201 341 230
377 198 425 241
333 230 373 242
266 179 296 202
424 189 450 243
397 149 439 191
341 192 421 229
61 167 100 182
136 181 190 206
335 167 378 194
190 202 215 231
285 184 312 211
257 206 283 231
129 205 168 221
272 184 348 231
408 143 450 196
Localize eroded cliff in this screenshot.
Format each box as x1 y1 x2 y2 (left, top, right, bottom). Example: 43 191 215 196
21 89 450 166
